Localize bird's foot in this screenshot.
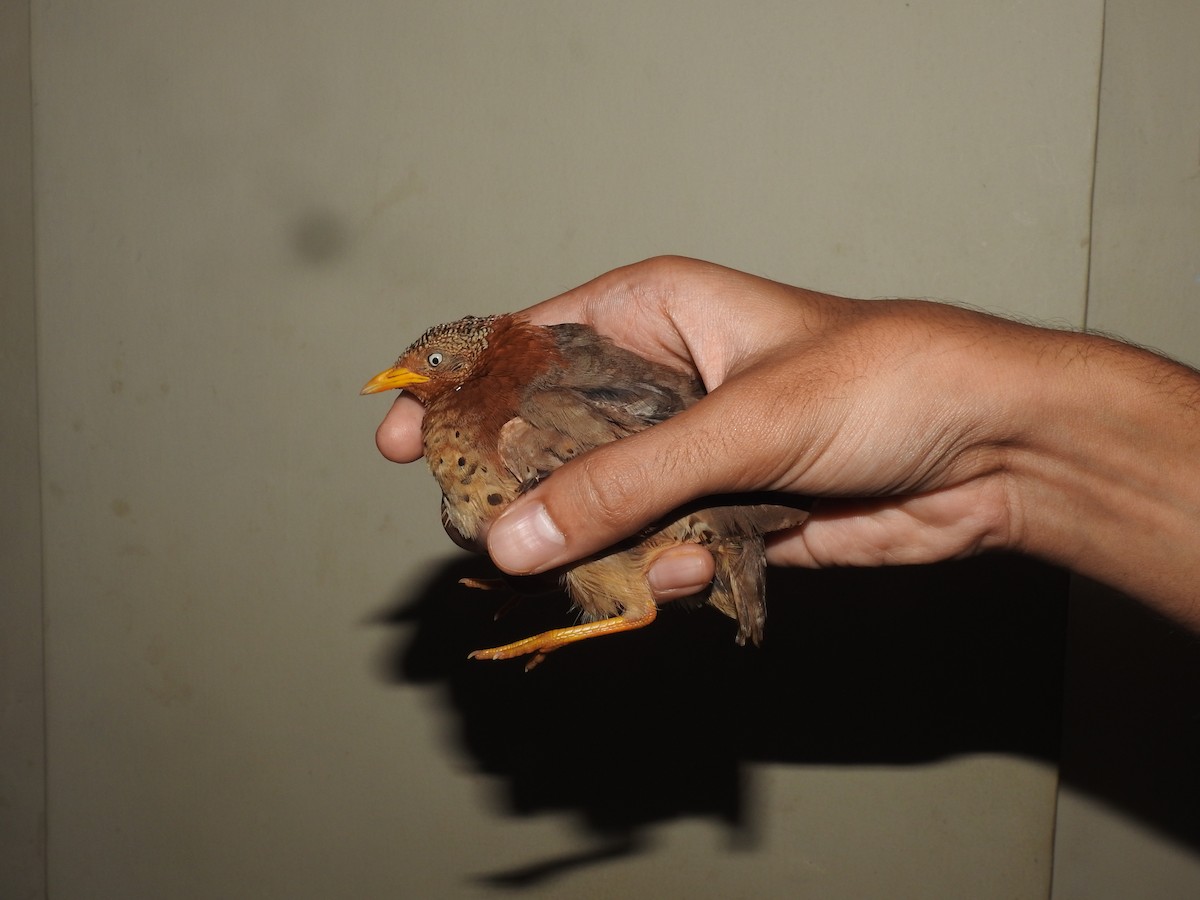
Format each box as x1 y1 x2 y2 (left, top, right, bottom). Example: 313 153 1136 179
468 605 658 671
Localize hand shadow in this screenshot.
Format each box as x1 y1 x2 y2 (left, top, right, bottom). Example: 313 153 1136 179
375 552 1072 885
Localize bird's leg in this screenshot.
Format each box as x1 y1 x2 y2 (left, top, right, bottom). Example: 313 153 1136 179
468 604 658 671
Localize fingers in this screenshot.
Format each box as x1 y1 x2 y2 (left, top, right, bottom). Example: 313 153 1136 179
522 256 754 375
763 483 1014 569
523 257 830 396
374 393 426 463
522 256 682 327
520 258 690 363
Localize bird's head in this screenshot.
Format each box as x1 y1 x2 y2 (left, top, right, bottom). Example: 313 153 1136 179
360 314 501 404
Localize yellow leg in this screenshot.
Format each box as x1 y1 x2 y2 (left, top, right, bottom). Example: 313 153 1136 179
468 604 658 671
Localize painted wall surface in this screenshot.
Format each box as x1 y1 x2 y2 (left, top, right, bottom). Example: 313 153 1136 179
0 1 45 897
14 1 1126 896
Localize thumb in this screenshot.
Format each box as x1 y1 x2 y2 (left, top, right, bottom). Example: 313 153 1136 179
485 390 773 575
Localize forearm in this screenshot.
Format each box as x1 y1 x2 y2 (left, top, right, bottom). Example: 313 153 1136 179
1006 332 1200 625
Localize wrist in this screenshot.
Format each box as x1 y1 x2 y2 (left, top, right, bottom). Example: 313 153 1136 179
1002 331 1200 620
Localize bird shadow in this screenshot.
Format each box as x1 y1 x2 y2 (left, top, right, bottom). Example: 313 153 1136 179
374 552 1076 885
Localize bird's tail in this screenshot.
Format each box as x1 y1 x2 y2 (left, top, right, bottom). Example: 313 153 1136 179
709 534 768 647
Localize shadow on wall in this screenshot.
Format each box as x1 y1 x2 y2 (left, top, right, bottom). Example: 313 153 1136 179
376 554 1083 884
1058 577 1200 862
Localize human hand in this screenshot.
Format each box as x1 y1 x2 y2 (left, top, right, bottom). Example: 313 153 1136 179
377 256 1200 623
377 256 1038 591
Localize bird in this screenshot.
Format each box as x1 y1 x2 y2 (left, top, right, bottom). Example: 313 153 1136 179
361 313 808 668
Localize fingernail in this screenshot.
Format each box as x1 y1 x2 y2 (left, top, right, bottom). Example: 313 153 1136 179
488 503 566 574
647 550 713 599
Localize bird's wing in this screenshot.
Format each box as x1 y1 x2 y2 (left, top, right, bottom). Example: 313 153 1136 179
496 324 705 486
544 323 704 423
496 386 644 487
497 379 693 486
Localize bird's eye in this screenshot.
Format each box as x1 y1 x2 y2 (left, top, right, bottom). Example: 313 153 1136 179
427 352 443 368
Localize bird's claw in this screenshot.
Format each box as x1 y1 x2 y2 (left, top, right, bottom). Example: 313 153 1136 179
467 645 552 671
458 576 505 590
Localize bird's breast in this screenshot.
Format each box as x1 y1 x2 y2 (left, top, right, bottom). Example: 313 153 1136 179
422 394 522 541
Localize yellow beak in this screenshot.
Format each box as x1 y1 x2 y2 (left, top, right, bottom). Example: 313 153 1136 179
359 366 431 395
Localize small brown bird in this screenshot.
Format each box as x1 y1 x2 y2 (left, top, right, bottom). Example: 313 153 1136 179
362 314 807 668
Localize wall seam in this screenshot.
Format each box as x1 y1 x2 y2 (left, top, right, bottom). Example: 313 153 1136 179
1047 2 1109 897
1078 0 1108 335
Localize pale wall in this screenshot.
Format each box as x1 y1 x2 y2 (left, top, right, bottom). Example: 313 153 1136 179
1 0 45 896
